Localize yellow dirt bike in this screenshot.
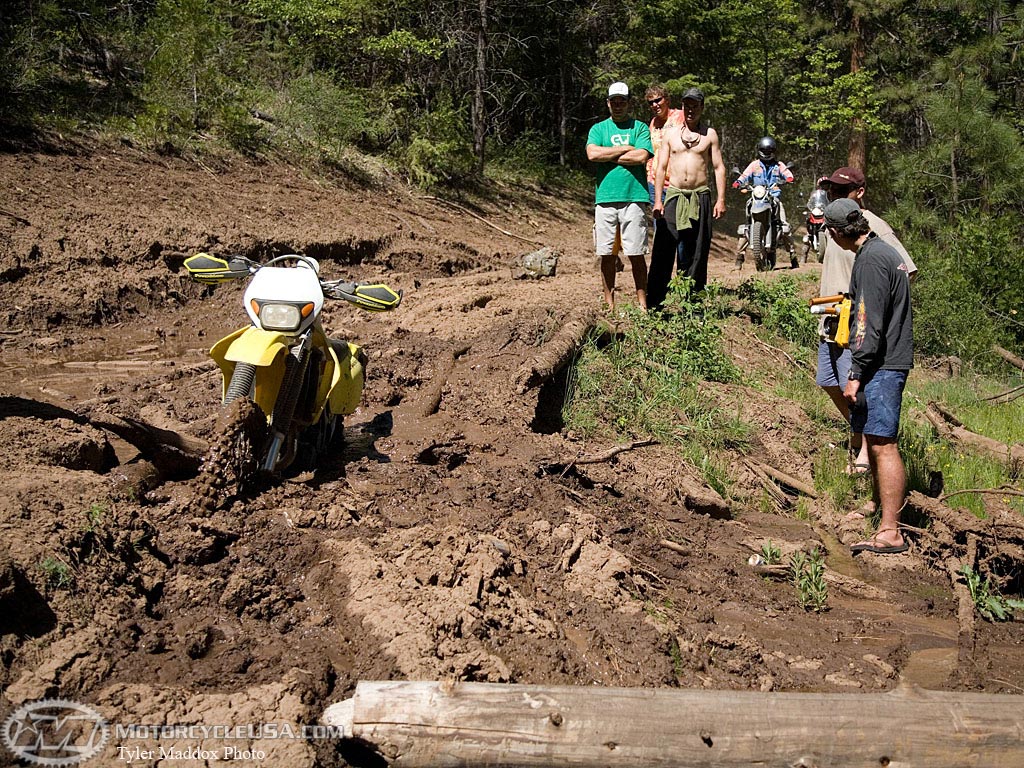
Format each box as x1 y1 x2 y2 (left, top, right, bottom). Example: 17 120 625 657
184 253 401 475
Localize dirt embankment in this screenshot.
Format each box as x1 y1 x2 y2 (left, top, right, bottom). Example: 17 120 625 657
1 143 1021 767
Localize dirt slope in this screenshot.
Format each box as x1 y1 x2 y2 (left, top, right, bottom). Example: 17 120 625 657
1 143 1021 767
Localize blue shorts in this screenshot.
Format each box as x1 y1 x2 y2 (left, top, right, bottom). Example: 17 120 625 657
815 342 850 388
850 369 908 438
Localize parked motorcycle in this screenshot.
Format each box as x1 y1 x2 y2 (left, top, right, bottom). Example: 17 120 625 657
735 181 793 271
184 253 402 477
801 188 829 263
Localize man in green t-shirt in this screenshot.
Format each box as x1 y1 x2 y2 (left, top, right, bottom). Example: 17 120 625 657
586 82 654 311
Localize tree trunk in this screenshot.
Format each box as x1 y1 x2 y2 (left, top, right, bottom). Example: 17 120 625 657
324 680 1024 767
472 0 487 174
558 51 567 166
847 14 867 170
924 403 1024 474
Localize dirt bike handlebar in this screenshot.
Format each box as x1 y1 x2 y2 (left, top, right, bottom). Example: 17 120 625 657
322 280 403 312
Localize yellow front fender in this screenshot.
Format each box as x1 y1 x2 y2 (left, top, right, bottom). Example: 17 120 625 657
209 327 290 416
326 339 365 416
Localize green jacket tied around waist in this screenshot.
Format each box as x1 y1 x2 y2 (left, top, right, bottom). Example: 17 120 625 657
665 185 710 231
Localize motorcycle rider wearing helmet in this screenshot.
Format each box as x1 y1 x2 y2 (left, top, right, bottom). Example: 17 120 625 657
733 137 795 267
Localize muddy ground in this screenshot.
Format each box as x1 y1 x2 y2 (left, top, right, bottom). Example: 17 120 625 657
0 141 1021 767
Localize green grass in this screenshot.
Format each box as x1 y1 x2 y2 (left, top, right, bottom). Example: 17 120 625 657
40 556 74 590
737 274 820 352
812 443 862 514
562 279 747 492
900 371 1024 516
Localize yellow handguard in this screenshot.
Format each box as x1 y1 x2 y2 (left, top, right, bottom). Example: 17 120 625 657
184 253 252 284
810 294 852 348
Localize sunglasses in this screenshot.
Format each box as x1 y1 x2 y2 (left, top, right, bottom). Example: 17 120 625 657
826 184 855 199
647 97 665 106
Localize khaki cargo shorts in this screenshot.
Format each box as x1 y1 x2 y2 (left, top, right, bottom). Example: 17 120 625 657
594 202 649 257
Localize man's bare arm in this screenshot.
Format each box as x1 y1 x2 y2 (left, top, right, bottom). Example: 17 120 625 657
587 144 630 162
617 148 651 166
653 134 672 217
709 129 727 218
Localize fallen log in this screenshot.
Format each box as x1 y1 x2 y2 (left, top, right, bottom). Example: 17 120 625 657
925 402 1024 474
514 310 598 393
750 459 818 499
906 491 1024 580
323 680 1024 767
908 491 1024 540
993 344 1024 371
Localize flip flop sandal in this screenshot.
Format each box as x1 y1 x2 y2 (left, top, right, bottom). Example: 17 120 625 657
850 535 909 555
846 461 871 476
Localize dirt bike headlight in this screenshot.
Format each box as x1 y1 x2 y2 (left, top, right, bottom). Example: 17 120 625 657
257 302 303 331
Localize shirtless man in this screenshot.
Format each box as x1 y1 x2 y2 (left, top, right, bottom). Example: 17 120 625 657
647 87 726 307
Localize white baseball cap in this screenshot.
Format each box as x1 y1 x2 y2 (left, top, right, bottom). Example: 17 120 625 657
607 82 629 98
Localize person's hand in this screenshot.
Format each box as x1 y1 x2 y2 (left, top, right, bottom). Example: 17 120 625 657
652 203 664 219
731 180 740 188
844 378 861 405
713 201 726 219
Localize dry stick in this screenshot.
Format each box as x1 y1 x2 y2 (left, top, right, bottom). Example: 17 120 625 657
421 196 544 246
742 459 788 507
560 439 656 467
742 330 815 380
948 533 979 668
750 458 818 499
981 383 1024 403
993 344 1024 371
659 539 691 556
941 486 1024 503
0 207 30 225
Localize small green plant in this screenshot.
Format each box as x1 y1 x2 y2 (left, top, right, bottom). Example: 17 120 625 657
960 565 1024 621
84 502 107 532
793 497 812 521
760 539 782 565
789 548 828 612
40 556 74 590
669 637 686 678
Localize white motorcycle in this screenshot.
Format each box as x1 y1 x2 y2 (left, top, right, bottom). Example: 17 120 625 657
802 188 829 263
736 181 794 272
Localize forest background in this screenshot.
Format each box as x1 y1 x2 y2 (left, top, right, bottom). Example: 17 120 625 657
2 0 1023 366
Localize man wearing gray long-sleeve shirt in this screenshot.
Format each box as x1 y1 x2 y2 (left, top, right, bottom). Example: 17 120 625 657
824 197 913 556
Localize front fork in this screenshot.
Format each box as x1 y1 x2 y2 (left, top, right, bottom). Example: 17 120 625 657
262 331 312 472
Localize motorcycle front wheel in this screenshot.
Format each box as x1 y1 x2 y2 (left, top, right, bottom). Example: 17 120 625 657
750 221 770 272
